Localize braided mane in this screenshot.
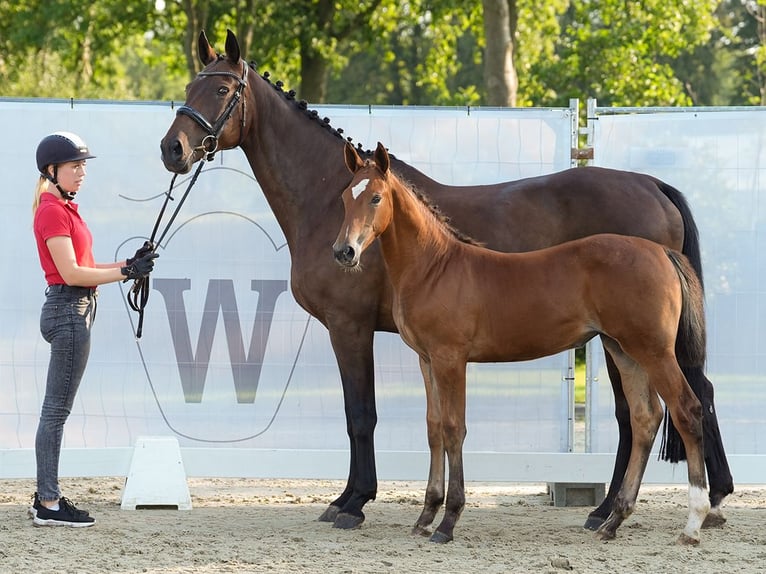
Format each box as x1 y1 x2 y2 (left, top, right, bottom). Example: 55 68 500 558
246 59 479 247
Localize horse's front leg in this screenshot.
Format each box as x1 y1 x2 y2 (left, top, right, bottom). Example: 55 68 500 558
412 357 446 537
318 325 378 529
429 359 467 544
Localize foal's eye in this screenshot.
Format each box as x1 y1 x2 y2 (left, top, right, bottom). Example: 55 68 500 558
371 194 382 206
217 86 229 96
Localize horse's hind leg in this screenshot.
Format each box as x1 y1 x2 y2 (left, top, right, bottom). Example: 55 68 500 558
412 357 447 537
683 367 733 527
585 350 631 530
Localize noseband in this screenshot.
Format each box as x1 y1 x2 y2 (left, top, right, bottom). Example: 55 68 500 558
176 59 248 158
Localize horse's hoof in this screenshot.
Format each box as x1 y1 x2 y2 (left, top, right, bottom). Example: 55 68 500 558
702 508 727 529
318 505 341 523
411 525 432 538
333 511 364 530
677 533 701 546
583 515 606 531
429 530 453 544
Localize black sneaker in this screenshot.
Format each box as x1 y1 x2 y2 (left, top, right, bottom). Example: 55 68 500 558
28 492 91 519
32 496 95 528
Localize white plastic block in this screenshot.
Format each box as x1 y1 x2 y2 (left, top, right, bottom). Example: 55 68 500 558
120 436 192 510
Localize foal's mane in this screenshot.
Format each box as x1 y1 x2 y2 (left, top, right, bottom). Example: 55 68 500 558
392 171 482 247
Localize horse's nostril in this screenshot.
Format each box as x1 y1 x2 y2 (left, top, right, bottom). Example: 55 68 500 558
343 245 355 262
171 140 184 160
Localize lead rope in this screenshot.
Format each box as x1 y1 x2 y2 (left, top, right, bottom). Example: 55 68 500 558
128 158 207 338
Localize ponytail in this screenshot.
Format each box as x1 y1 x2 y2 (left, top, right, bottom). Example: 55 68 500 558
33 176 49 217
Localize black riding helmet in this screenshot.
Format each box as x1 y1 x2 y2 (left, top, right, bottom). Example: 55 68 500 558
36 132 96 200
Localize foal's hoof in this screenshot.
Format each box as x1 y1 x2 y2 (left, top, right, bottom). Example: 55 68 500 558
583 515 606 531
333 511 365 530
429 530 453 544
702 507 727 529
318 505 341 523
411 525 432 538
676 533 700 546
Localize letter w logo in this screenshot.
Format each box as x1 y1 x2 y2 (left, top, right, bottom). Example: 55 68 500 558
153 279 288 404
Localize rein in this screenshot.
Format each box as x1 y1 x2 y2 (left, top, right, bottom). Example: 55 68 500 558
128 60 248 338
127 159 206 338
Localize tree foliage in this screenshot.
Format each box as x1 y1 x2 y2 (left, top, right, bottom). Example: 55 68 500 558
0 0 762 108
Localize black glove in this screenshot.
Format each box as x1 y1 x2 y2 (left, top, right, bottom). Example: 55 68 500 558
121 252 159 281
126 241 155 266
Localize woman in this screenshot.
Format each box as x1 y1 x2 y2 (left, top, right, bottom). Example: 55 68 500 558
30 131 158 527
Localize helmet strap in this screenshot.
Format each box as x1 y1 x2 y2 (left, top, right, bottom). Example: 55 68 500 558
44 165 76 201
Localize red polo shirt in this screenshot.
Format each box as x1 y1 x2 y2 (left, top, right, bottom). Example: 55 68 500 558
34 192 95 286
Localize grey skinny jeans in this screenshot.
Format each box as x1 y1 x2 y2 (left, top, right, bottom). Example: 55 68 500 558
35 285 97 502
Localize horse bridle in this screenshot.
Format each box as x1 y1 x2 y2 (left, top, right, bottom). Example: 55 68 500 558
127 60 248 339
175 59 248 159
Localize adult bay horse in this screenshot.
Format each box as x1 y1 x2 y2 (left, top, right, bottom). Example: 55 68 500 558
159 29 732 531
334 142 710 544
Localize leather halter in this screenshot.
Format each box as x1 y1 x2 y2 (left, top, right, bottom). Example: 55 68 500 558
175 59 248 158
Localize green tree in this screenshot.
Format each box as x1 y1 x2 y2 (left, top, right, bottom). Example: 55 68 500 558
0 0 180 99
543 0 720 107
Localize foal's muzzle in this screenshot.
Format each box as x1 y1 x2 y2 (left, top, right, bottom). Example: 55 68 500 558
333 244 358 268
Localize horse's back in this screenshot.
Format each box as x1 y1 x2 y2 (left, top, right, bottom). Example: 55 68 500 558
391 161 685 254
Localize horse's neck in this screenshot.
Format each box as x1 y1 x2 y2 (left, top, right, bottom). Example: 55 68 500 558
240 74 347 247
379 180 455 283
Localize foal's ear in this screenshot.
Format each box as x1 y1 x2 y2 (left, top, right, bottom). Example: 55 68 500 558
344 142 365 174
198 30 217 66
374 142 390 175
224 29 241 63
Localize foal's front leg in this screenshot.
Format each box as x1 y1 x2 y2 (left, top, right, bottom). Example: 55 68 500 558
430 359 468 543
412 357 446 537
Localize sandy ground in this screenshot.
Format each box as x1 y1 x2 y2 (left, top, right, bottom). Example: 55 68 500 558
1 477 765 574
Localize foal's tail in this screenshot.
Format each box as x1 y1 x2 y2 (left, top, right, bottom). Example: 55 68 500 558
666 249 707 369
656 180 712 463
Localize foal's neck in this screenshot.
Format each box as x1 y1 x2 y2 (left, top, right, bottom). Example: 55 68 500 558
379 178 458 281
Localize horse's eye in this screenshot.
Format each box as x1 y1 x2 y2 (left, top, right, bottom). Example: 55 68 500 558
217 86 229 96
371 194 382 205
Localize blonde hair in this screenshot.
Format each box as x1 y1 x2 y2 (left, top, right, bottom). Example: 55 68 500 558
33 176 50 217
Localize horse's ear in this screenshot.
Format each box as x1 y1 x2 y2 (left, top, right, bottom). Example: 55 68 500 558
198 30 217 66
374 142 390 174
344 142 364 174
224 29 241 63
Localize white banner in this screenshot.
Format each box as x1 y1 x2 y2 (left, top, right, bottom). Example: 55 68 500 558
0 100 574 465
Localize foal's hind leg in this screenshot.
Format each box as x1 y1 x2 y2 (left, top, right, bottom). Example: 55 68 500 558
412 357 447 537
654 366 709 544
594 342 663 541
585 350 632 531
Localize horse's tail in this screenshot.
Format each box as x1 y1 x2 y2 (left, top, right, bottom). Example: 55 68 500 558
655 179 710 463
656 180 704 291
666 249 707 367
